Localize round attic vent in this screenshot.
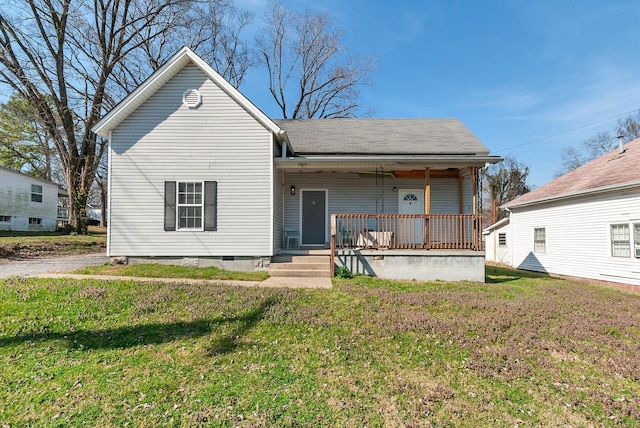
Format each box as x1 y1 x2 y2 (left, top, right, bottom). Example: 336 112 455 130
182 89 202 108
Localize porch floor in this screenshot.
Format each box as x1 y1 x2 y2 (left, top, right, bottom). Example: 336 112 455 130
277 248 484 256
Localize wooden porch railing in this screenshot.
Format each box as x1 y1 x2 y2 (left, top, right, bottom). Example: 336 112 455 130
330 213 484 276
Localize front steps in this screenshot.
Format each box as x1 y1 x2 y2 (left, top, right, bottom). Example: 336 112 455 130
269 255 331 278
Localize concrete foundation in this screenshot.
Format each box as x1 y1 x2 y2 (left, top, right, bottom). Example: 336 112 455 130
334 249 486 282
119 256 271 272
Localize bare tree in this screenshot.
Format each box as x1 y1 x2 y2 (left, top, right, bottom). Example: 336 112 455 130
556 112 640 177
0 0 253 233
111 0 253 92
256 1 376 119
484 156 531 221
616 111 640 143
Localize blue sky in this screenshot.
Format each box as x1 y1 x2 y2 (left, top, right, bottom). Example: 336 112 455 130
238 0 640 187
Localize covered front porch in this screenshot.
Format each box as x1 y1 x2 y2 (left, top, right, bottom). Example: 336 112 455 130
276 165 487 281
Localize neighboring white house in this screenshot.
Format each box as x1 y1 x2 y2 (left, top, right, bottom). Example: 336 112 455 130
501 138 640 286
483 216 511 265
91 47 502 281
0 166 67 231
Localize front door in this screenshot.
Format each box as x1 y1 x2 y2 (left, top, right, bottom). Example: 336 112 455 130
301 190 326 245
399 189 424 245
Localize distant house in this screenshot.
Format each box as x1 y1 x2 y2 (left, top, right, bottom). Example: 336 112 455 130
0 166 68 231
496 138 640 286
92 47 501 281
483 216 511 265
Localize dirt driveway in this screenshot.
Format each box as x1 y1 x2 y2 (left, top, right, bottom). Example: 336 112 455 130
0 253 109 279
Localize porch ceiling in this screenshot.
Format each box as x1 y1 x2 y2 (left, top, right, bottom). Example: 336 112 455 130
274 155 502 172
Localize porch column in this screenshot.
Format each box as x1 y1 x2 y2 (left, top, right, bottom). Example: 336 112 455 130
471 167 478 215
424 168 431 214
458 174 464 214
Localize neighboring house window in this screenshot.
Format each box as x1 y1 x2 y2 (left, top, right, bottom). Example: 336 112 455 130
0 215 11 222
31 184 43 202
635 224 640 258
164 181 217 232
29 217 42 225
498 233 507 247
611 224 631 258
534 228 546 252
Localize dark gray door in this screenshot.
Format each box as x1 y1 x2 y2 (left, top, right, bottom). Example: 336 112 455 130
302 190 326 245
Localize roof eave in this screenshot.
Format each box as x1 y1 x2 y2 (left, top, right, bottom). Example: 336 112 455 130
482 216 509 234
504 180 640 210
275 155 502 169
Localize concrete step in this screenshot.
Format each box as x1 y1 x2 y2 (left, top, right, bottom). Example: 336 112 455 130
272 255 330 264
269 262 329 271
269 255 332 278
269 269 331 278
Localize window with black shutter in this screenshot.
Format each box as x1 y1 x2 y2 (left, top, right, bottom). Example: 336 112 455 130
164 180 217 231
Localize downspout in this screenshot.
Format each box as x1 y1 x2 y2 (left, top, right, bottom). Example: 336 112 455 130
107 130 113 258
504 206 513 267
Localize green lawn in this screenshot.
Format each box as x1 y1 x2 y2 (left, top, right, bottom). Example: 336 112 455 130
1 266 639 426
76 263 269 282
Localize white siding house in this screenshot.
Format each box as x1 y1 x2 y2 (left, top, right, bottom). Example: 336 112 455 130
503 138 640 286
92 47 502 281
0 166 65 231
483 217 511 265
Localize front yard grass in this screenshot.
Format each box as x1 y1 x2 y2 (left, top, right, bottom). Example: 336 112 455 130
1 266 639 426
76 263 269 282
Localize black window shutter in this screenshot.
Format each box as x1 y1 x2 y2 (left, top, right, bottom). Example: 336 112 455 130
164 181 176 231
204 181 217 231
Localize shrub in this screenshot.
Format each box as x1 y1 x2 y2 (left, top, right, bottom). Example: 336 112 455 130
335 265 353 278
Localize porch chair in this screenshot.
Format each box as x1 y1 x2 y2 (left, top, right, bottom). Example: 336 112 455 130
283 227 300 249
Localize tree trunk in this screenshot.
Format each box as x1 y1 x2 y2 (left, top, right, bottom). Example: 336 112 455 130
99 177 107 228
65 170 89 234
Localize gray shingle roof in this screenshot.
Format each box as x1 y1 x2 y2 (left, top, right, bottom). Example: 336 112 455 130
274 118 490 155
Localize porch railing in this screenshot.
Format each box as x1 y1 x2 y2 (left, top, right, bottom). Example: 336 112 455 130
330 213 483 275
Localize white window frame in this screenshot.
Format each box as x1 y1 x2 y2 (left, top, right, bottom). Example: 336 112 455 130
177 181 204 231
29 217 42 225
0 215 11 223
31 184 43 203
610 223 631 258
635 223 640 259
534 227 545 253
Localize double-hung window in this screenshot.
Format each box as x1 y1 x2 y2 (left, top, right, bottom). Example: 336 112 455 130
610 224 631 257
635 224 640 258
164 181 217 232
178 182 203 230
31 184 43 202
534 228 545 253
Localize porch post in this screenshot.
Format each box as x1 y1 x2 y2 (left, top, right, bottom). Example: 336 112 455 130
330 214 336 277
458 174 464 214
424 168 431 214
471 167 480 250
471 167 477 215
424 168 431 249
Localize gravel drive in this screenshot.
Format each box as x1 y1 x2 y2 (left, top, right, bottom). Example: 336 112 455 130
0 253 109 279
